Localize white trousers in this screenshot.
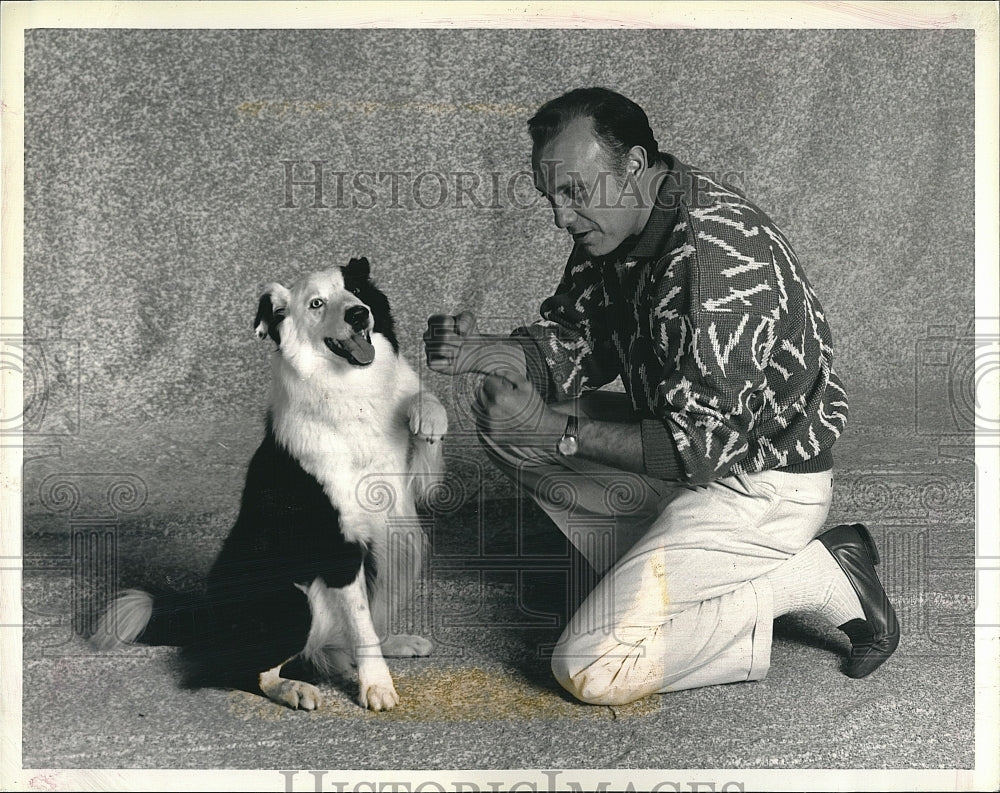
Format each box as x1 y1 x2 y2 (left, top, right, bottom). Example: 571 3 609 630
479 401 833 706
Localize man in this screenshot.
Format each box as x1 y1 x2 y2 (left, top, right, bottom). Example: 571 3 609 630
424 87 898 705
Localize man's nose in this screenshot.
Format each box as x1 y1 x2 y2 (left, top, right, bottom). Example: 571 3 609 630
552 205 576 229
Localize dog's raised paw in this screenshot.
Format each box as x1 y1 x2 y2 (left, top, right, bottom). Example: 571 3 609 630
408 399 448 443
381 634 433 657
361 681 400 712
264 679 323 711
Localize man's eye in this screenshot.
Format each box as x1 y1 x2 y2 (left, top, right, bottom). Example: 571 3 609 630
309 298 325 309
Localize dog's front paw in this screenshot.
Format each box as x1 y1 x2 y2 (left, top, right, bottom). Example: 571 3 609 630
408 397 448 444
381 634 433 657
360 680 400 712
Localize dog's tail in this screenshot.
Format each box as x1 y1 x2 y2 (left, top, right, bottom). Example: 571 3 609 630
90 588 203 650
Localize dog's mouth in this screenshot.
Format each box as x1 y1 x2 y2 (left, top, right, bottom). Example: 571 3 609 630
324 330 375 366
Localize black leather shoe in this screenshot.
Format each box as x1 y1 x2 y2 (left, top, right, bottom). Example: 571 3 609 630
817 523 900 678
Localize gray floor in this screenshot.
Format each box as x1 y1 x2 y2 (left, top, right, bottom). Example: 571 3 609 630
16 387 978 773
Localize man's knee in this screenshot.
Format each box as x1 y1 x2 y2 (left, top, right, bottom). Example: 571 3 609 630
550 635 647 707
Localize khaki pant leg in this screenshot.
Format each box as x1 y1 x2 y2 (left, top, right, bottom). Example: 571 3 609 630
549 470 833 705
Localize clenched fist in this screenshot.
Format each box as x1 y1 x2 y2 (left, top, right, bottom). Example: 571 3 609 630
423 311 526 379
475 371 564 445
423 311 479 375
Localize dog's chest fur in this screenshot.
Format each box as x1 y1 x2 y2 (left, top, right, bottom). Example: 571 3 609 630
268 337 412 542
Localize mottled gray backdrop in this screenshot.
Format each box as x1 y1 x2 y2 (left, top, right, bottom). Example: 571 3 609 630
24 28 973 439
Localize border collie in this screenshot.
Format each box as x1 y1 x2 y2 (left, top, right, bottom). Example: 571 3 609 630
93 257 447 711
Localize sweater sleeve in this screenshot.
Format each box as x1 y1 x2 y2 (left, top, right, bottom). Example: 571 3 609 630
510 252 620 402
640 418 685 479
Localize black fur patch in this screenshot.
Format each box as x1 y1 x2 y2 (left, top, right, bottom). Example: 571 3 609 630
211 425 368 594
153 423 371 688
343 256 398 354
253 293 285 344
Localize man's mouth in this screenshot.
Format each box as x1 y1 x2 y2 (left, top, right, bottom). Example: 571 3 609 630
324 330 375 366
571 230 593 243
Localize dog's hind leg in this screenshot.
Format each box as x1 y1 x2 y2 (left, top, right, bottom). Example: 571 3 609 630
191 580 319 708
380 634 433 657
259 659 323 711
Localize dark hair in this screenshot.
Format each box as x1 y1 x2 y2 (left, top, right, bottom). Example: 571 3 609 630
527 87 661 173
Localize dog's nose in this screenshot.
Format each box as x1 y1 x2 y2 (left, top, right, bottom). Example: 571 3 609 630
345 304 370 332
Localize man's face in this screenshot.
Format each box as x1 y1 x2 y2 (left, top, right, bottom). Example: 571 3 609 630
532 118 642 258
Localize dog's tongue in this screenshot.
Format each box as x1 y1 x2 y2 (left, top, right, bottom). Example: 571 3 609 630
343 331 375 365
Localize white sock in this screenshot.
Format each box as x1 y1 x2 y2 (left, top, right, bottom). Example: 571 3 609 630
765 540 865 625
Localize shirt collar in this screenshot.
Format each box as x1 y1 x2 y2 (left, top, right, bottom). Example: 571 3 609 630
627 153 688 259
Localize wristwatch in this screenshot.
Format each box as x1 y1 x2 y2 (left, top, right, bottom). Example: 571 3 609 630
557 414 579 457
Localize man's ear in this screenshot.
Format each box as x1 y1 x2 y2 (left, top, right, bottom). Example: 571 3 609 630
344 256 371 282
253 282 291 344
626 145 648 179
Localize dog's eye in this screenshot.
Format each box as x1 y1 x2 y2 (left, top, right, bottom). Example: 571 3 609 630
348 286 361 296
309 298 325 310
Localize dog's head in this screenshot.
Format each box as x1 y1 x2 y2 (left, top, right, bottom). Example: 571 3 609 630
253 257 398 370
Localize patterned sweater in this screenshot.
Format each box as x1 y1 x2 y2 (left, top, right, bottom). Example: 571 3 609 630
514 154 848 484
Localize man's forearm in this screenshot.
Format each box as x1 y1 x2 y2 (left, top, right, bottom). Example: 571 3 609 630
458 336 528 378
550 412 683 480
574 416 648 475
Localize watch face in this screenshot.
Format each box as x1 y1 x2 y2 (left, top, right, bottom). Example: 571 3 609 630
558 434 579 457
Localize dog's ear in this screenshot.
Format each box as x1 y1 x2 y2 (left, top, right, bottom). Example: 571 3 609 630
253 282 290 344
344 256 371 282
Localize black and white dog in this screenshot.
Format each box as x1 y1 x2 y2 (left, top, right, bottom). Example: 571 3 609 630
94 257 447 711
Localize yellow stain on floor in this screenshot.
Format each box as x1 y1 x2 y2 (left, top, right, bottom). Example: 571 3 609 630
227 666 662 721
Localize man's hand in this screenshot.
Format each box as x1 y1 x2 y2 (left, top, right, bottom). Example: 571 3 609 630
423 311 527 379
423 311 479 375
476 371 565 447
